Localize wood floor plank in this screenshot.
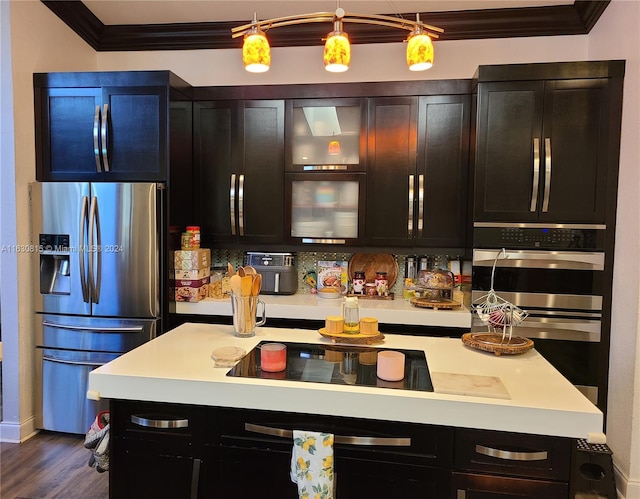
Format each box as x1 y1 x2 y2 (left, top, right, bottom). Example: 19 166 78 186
0 431 108 499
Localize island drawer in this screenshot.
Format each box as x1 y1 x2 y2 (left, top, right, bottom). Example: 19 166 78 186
111 399 207 443
454 428 573 481
210 407 454 467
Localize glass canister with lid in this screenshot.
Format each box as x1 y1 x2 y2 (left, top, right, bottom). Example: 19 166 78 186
374 271 389 296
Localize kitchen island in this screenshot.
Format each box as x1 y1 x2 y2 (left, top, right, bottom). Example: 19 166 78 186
90 323 602 498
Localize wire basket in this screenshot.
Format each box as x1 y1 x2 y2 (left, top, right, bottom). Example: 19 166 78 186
471 249 528 343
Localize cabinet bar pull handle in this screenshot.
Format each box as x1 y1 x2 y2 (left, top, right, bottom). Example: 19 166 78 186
301 238 346 245
41 355 108 368
93 106 102 172
230 174 236 236
190 458 201 499
418 174 424 236
542 137 552 212
101 104 110 172
131 415 189 429
408 174 414 237
238 174 245 237
475 444 548 461
245 423 411 446
530 137 540 212
79 195 90 303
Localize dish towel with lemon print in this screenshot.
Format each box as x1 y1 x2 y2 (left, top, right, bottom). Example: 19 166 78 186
290 430 335 499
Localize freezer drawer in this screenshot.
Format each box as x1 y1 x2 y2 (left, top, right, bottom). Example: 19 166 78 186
36 348 115 434
36 314 157 352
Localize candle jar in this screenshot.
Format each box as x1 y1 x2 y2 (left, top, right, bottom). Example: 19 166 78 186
260 343 287 372
365 283 377 296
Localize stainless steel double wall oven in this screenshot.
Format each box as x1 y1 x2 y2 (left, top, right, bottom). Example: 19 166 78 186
472 223 610 408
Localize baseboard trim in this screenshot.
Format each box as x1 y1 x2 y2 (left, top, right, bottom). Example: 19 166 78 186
614 461 640 499
0 416 38 443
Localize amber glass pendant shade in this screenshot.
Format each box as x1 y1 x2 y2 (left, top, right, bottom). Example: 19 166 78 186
243 27 271 73
406 31 434 71
324 31 350 73
328 139 341 155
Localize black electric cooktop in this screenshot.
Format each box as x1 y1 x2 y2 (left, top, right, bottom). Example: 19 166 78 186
227 341 433 392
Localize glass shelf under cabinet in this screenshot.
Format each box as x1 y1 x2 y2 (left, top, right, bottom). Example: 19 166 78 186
288 99 365 171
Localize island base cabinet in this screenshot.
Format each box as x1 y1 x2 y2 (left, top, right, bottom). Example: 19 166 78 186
452 472 568 498
210 445 451 498
110 438 204 498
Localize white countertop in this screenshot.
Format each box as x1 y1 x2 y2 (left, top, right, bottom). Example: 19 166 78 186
173 292 472 329
88 323 602 440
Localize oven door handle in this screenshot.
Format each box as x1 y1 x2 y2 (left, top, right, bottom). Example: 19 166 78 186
245 423 411 446
473 249 604 271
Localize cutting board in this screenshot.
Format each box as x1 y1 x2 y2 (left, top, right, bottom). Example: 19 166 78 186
348 253 398 287
431 372 510 399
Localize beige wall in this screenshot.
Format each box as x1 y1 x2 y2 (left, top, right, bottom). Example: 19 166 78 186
2 0 638 495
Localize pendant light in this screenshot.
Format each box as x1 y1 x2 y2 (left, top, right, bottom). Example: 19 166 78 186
406 14 434 72
232 7 443 73
323 9 350 73
242 13 271 73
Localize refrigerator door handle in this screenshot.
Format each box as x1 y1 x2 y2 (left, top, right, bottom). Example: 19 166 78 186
79 195 90 303
93 106 102 172
42 320 144 333
101 104 110 172
42 355 109 368
88 196 102 304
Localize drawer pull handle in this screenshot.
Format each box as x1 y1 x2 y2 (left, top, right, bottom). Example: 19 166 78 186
475 444 548 461
131 415 189 429
245 423 411 446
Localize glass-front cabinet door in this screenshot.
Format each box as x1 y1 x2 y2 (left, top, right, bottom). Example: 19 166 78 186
285 173 365 245
286 98 366 172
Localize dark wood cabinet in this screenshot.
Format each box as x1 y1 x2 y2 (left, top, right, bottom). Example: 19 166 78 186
109 400 207 498
366 95 469 250
109 400 581 498
34 71 191 182
194 100 285 247
473 63 624 224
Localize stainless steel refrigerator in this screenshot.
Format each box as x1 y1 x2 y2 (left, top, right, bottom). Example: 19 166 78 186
31 182 162 434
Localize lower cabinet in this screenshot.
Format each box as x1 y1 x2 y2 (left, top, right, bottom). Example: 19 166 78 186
109 400 576 499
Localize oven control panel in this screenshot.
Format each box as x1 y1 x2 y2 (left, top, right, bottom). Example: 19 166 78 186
473 226 605 251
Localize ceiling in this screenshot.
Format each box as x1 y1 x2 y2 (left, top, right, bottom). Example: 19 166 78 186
41 0 610 51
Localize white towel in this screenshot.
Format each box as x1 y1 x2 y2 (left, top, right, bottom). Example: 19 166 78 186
290 430 335 499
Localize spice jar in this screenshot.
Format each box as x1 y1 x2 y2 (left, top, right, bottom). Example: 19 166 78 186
365 283 377 296
374 271 389 296
352 271 365 295
185 226 200 249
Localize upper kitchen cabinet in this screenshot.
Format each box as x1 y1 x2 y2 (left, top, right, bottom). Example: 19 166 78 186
194 100 285 246
366 95 470 249
473 61 625 224
285 98 367 172
34 71 192 182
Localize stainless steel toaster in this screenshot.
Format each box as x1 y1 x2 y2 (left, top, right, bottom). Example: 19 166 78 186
244 252 297 295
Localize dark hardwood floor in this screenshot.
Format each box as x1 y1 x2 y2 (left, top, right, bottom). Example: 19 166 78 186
0 431 108 498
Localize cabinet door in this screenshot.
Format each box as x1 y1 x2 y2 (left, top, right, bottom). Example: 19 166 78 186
36 87 103 180
239 100 285 244
539 79 609 223
366 96 418 247
194 100 237 243
102 86 167 180
417 95 470 249
452 472 568 499
474 81 544 222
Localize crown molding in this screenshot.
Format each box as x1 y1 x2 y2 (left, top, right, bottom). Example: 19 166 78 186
42 0 610 52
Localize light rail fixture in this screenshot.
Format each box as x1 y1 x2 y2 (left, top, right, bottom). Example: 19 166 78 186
232 6 443 74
